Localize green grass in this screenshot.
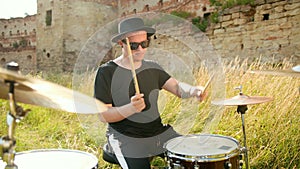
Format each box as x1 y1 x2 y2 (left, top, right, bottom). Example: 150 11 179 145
0 60 299 169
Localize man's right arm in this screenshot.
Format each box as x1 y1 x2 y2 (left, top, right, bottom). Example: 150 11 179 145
97 93 145 123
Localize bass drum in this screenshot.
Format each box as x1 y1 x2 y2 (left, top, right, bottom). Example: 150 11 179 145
164 134 241 169
0 149 98 169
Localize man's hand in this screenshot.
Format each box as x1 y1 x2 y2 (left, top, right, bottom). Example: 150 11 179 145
192 86 208 102
130 93 146 112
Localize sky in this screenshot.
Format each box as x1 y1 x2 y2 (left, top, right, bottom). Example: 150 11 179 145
0 0 37 19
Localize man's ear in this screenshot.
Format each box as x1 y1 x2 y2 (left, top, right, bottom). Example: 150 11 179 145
118 41 123 48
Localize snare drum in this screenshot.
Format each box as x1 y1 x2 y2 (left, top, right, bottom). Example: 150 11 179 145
0 149 98 169
165 134 241 169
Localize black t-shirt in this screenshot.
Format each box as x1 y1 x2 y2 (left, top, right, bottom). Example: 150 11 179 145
94 60 171 137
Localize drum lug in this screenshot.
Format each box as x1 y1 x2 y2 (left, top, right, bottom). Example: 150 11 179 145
168 159 183 169
224 160 232 169
173 163 182 169
239 154 244 169
239 160 244 169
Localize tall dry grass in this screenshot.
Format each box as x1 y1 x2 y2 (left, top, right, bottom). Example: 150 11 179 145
0 59 299 169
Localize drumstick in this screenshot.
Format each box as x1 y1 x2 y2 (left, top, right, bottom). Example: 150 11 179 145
203 73 215 93
126 37 140 94
197 73 215 96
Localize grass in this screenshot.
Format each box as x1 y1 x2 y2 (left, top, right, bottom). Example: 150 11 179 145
0 59 299 169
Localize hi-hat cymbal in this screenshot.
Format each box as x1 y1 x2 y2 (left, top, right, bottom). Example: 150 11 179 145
248 65 300 78
0 68 107 114
212 93 273 106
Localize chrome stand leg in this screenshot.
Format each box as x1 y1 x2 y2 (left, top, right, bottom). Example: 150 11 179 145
237 105 249 169
1 80 30 169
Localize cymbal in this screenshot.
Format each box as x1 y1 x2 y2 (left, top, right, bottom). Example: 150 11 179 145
248 65 300 78
0 68 107 114
211 93 273 106
292 65 300 72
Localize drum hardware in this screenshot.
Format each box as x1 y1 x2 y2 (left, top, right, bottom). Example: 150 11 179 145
212 86 273 169
224 161 232 169
238 154 244 169
0 62 31 169
172 161 182 169
236 104 249 169
0 105 29 169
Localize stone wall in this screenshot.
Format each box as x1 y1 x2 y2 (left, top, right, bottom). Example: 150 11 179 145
0 47 36 73
206 0 300 64
35 0 65 72
61 0 117 72
0 15 37 72
35 0 117 72
118 0 212 18
0 0 299 73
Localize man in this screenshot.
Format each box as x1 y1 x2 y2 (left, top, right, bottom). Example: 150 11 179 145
94 17 207 169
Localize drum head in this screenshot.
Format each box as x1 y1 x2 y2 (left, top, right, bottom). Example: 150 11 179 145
165 134 240 161
0 149 98 169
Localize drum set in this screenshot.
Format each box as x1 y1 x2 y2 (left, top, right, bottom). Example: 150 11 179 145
0 61 298 169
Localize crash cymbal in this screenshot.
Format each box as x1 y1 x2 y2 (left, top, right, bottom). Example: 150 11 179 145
248 65 300 78
0 68 107 114
211 93 273 106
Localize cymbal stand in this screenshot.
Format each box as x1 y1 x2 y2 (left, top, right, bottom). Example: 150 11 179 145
237 105 249 169
0 80 30 169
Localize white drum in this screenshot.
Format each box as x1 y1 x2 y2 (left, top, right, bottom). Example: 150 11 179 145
165 134 241 169
0 149 98 169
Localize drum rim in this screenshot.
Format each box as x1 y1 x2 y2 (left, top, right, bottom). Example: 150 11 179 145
15 149 98 167
166 149 240 162
16 148 97 160
164 134 241 162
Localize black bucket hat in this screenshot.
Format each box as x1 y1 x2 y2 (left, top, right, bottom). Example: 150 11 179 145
111 17 156 43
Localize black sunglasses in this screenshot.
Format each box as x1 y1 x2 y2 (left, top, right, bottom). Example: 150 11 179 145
122 39 150 50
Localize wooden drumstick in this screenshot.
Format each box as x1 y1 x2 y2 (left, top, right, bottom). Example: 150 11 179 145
197 73 215 96
203 73 215 93
126 37 140 94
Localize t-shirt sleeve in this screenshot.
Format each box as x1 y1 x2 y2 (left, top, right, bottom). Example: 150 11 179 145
94 67 112 104
155 63 171 89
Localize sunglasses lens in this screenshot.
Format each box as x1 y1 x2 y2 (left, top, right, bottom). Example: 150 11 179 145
141 41 149 48
130 43 140 50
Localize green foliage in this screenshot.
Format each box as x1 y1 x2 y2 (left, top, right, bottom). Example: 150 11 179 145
210 0 255 9
210 12 219 23
170 11 192 19
192 17 209 32
223 0 236 9
209 0 222 6
236 0 255 6
191 17 200 24
12 41 19 48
